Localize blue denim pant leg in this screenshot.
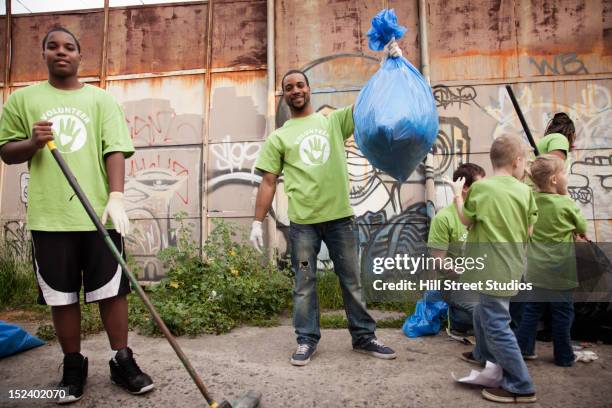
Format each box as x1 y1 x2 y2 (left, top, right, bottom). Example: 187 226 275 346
290 222 322 346
472 302 495 364
322 217 376 347
516 301 545 357
550 291 575 366
473 294 535 394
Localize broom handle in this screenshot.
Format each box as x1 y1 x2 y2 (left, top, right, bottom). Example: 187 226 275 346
505 85 540 156
46 141 219 408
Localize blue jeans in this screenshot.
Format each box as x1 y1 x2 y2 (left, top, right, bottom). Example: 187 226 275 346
516 288 575 366
472 294 535 394
290 217 376 347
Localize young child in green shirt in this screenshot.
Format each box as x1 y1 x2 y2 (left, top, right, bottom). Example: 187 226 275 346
516 154 588 367
452 134 537 403
429 163 485 335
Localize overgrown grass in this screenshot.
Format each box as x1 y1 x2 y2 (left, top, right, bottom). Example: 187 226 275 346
317 269 415 315
0 242 37 309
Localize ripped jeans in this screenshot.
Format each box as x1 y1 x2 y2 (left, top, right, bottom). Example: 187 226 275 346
290 216 376 347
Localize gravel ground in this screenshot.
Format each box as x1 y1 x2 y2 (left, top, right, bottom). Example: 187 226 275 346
1 317 611 408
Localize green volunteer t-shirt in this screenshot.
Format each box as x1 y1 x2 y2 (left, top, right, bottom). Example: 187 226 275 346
255 107 354 224
0 82 134 231
536 132 570 157
460 176 538 296
527 133 571 189
428 204 467 258
526 192 587 290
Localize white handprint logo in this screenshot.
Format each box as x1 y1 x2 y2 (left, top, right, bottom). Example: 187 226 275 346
51 114 87 153
299 132 330 166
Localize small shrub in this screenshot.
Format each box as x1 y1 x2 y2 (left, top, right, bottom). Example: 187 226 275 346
129 219 292 336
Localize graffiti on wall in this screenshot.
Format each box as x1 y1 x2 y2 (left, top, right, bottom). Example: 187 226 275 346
123 99 202 147
529 53 589 76
433 85 477 110
124 148 201 280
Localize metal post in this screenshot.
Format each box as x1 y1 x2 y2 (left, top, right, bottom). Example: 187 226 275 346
0 1 12 217
99 0 110 89
418 0 436 222
265 0 276 259
202 0 214 247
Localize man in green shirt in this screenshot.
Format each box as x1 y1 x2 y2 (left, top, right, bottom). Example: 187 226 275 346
0 28 152 403
250 64 401 365
429 163 485 334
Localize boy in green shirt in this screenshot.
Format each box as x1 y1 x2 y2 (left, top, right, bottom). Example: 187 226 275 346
452 135 537 403
516 154 587 367
429 163 485 334
0 28 153 403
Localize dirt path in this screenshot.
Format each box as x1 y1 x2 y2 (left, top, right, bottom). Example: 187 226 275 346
1 320 611 407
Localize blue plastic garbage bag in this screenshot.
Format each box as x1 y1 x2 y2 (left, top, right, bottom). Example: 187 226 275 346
402 291 448 338
354 9 438 182
0 321 45 358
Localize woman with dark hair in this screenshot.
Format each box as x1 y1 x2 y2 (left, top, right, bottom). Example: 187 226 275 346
537 112 576 160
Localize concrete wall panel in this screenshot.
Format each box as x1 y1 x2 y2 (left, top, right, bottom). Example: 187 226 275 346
107 4 207 75
11 11 103 82
106 75 205 147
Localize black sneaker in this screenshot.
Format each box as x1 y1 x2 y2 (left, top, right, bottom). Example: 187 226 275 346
57 353 88 405
353 338 396 360
290 343 316 366
109 347 154 395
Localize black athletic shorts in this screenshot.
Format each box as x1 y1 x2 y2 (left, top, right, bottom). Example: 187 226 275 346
31 230 131 306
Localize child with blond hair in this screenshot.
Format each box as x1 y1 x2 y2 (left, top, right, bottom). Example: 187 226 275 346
516 154 587 366
452 134 538 403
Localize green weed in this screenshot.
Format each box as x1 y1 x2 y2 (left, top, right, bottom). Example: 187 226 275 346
128 219 293 336
0 241 37 309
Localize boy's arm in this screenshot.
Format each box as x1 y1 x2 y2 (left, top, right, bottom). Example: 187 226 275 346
450 177 473 227
527 190 538 238
0 121 54 164
571 203 588 240
101 151 129 236
105 152 125 193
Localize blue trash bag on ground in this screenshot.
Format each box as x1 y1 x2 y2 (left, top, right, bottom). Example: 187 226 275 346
354 9 438 182
402 291 448 338
0 321 45 358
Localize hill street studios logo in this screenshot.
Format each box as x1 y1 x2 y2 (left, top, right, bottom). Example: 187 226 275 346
297 129 330 166
41 107 90 154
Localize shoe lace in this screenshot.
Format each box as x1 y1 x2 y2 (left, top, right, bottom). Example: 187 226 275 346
370 339 385 348
295 344 311 355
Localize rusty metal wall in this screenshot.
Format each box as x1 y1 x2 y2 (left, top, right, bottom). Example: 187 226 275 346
0 0 610 280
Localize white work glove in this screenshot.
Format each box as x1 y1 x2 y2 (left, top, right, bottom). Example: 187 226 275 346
447 176 465 198
249 220 264 253
384 39 402 59
101 191 130 236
